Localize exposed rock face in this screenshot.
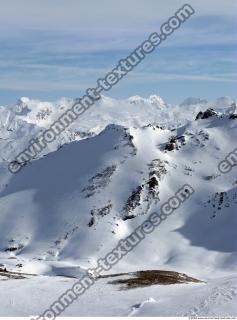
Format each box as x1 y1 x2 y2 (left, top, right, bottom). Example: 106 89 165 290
88 203 112 227
122 159 167 220
195 108 217 120
81 165 117 198
122 185 144 220
164 136 177 151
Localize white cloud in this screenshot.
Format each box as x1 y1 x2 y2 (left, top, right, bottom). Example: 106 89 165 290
0 0 236 33
0 1 236 54
130 71 237 83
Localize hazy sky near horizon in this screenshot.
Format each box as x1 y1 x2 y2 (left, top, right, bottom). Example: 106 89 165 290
0 0 236 104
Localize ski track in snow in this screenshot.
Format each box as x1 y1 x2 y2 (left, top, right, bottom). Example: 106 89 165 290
185 281 237 316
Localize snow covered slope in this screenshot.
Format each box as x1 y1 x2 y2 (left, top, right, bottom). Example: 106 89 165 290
0 95 236 316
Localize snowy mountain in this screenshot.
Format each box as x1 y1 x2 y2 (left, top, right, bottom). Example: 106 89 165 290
0 95 236 317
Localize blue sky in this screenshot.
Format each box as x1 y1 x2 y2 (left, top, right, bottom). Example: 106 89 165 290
0 0 236 105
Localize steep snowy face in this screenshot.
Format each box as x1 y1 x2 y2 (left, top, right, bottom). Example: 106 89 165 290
0 99 236 279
